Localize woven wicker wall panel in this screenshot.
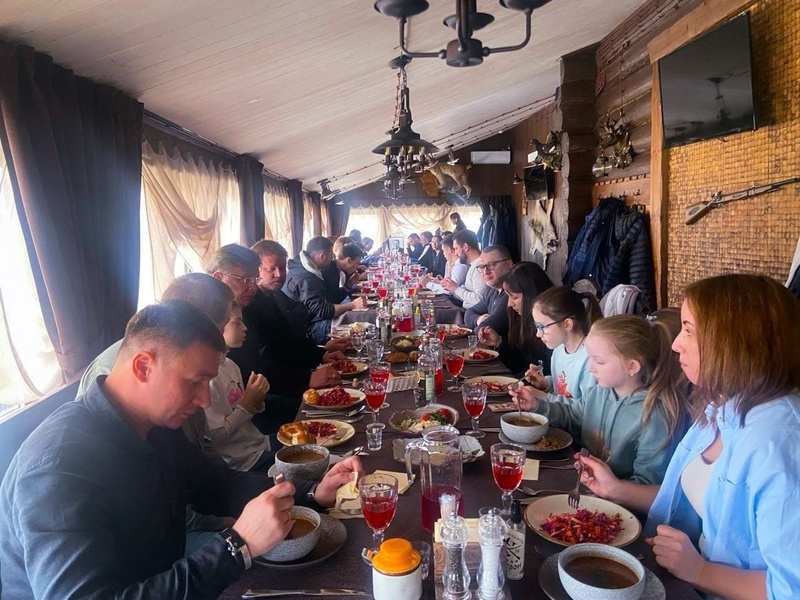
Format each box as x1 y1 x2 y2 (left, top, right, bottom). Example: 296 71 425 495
666 0 800 306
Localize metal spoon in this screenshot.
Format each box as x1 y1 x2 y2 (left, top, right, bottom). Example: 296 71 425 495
341 446 365 459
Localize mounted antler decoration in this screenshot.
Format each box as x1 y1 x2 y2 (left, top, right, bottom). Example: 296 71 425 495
529 131 563 171
597 110 635 170
423 155 472 197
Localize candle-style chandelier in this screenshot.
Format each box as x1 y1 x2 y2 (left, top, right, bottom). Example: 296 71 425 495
372 56 438 199
374 0 553 68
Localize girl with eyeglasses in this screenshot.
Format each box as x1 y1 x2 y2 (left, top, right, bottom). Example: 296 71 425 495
522 286 602 401
511 314 691 485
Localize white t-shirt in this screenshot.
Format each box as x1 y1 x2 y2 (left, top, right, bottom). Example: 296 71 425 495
204 358 269 471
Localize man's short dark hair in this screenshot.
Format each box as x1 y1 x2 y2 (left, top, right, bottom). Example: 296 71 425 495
453 229 479 251
408 233 420 242
338 243 365 260
161 273 233 330
441 234 454 249
121 300 226 356
450 212 461 221
251 239 289 260
306 236 334 255
420 231 433 243
481 245 512 261
432 234 442 243
207 244 261 275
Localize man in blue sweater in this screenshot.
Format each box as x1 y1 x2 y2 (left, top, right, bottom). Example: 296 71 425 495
0 301 361 599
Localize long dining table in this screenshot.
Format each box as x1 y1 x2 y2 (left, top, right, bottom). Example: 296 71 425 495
220 344 703 600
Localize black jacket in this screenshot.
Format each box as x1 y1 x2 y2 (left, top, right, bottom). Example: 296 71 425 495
465 288 509 334
431 250 447 278
417 244 435 273
407 242 424 261
605 210 656 311
321 261 348 304
283 254 336 344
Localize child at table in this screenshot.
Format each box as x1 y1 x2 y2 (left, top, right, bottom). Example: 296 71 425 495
523 286 603 401
511 314 690 484
204 302 275 471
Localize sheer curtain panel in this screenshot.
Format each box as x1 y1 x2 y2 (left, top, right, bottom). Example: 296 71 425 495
139 140 240 304
263 178 292 253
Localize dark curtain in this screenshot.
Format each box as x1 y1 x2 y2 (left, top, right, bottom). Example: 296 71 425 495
0 42 143 379
236 154 265 246
287 179 305 256
328 200 350 237
476 195 519 262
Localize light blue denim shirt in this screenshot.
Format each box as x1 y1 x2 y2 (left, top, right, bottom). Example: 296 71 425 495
646 390 800 600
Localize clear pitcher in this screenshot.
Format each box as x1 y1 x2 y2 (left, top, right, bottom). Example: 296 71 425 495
404 425 463 532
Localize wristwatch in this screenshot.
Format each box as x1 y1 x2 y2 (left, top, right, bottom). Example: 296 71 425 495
307 482 319 505
220 527 252 570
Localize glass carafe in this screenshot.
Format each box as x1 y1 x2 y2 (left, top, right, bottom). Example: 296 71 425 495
394 299 414 333
404 425 463 532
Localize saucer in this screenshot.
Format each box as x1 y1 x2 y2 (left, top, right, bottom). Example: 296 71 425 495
253 513 347 570
538 553 666 600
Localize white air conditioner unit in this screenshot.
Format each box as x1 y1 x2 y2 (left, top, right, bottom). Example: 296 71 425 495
470 150 511 164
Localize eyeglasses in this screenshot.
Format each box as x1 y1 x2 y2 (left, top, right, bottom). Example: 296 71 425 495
534 318 566 333
220 272 262 286
476 259 511 273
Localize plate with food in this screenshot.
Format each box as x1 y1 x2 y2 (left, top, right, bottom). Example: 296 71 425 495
303 387 365 410
463 376 518 397
384 351 411 364
277 419 355 448
331 360 368 376
390 333 423 353
499 427 573 453
464 348 500 363
389 404 460 436
524 495 641 548
393 435 484 464
441 324 473 338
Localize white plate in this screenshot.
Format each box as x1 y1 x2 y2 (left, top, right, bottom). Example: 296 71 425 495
524 494 642 548
463 376 518 397
304 387 365 411
499 428 573 452
331 360 369 377
464 348 500 363
277 419 355 448
388 403 460 436
442 324 472 338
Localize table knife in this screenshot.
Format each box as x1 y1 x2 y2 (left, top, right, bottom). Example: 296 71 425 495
242 590 370 598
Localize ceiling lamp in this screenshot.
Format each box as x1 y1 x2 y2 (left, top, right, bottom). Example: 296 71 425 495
374 0 553 67
317 179 339 201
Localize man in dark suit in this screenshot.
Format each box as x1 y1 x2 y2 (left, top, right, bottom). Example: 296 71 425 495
430 234 446 277
406 233 423 261
417 231 435 273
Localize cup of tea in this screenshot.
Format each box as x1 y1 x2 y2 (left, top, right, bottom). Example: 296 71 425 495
274 444 330 483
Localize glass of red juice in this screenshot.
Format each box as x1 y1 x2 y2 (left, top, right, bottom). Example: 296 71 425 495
436 325 447 343
377 287 388 299
461 381 487 438
490 443 526 516
445 349 465 392
359 473 398 551
363 380 387 423
395 315 413 332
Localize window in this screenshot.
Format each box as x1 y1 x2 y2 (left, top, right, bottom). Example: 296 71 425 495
347 204 482 245
263 182 292 254
0 145 61 418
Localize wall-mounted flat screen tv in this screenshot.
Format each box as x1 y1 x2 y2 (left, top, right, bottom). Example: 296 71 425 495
523 165 554 202
659 13 757 149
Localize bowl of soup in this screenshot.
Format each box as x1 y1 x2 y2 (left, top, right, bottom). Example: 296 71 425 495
557 543 646 600
275 444 330 483
500 412 549 444
262 506 322 562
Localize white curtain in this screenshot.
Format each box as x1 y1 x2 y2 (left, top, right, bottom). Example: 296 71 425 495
263 179 292 253
138 141 241 307
302 195 315 245
0 147 61 409
320 201 330 238
347 204 482 244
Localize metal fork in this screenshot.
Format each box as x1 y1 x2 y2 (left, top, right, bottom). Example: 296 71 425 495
568 448 590 509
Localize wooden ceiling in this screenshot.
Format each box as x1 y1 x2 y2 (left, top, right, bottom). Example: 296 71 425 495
0 0 646 193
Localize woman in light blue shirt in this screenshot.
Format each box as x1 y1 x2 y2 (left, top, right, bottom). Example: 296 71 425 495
576 274 800 600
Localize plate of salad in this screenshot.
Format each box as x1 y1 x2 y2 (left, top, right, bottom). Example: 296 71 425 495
389 404 460 436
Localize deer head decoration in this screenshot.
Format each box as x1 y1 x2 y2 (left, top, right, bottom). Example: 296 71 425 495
529 131 563 171
597 111 635 170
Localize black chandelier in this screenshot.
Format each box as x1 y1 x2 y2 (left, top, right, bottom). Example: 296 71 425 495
374 0 553 68
372 56 438 199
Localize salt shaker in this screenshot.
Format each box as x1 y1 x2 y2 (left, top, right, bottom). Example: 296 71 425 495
477 507 506 600
439 493 471 600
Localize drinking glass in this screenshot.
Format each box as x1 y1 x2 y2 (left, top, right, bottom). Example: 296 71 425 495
363 380 387 423
359 473 398 551
461 382 487 438
490 443 526 516
444 348 465 392
366 339 385 363
351 330 365 361
467 334 478 356
369 361 392 408
436 325 447 343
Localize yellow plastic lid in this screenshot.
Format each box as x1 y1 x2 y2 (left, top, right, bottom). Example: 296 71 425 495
372 538 421 575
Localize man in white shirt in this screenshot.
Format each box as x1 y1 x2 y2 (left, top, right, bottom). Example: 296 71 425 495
440 230 488 309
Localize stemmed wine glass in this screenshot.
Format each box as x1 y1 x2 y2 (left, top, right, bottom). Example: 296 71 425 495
351 330 365 361
444 348 465 392
461 382 487 438
490 443 526 516
359 473 399 552
363 380 387 424
369 361 392 408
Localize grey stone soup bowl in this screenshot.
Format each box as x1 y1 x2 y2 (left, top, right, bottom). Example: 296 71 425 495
262 506 322 562
274 444 330 483
557 543 646 600
500 411 549 444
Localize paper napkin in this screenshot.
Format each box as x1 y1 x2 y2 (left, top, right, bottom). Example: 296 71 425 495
523 458 539 481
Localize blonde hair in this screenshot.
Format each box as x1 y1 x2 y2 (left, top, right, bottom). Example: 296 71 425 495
589 315 690 443
685 274 800 426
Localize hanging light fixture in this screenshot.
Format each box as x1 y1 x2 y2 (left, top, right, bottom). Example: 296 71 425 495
374 0 553 68
317 179 338 201
372 56 437 199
